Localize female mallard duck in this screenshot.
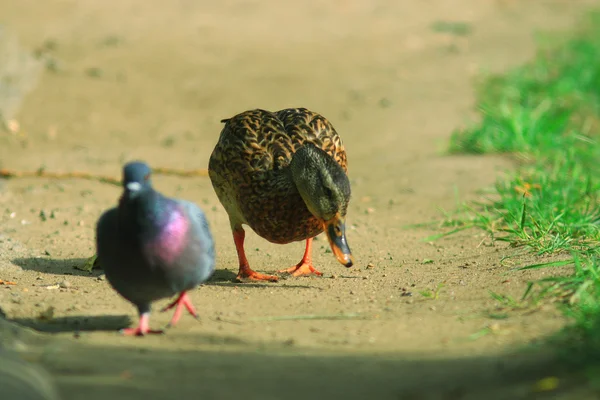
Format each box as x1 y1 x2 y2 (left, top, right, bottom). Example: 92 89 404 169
208 108 353 282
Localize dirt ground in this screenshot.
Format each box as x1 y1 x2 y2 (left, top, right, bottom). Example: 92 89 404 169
1 0 599 399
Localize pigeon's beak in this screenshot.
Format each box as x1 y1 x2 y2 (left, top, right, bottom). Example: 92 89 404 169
324 213 354 268
126 182 142 192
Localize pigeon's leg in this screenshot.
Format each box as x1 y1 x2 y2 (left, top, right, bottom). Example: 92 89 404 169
162 291 198 327
278 238 323 277
120 310 164 336
233 227 278 282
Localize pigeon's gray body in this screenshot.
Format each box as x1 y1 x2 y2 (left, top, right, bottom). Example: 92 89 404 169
96 162 215 328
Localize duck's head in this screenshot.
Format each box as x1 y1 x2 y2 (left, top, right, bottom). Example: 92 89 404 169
290 143 353 268
122 161 153 199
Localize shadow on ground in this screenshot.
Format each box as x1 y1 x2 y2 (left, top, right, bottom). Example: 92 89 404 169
11 257 101 277
43 341 594 400
9 315 131 333
10 257 318 290
206 265 328 289
206 268 238 282
0 318 596 400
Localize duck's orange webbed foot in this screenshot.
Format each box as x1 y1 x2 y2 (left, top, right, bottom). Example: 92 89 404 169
277 238 322 277
278 261 323 277
233 228 279 282
236 267 279 282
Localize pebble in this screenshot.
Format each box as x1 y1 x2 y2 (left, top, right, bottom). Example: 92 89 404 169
59 280 71 289
38 306 55 321
489 323 501 332
97 274 106 281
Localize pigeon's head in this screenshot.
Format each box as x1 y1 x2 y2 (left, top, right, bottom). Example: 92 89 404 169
122 161 153 197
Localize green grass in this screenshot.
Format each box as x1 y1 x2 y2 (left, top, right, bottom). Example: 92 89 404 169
443 10 600 367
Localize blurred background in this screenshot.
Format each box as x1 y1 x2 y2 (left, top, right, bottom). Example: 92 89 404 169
1 1 598 399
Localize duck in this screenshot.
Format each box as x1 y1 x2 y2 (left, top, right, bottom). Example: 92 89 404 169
208 107 353 282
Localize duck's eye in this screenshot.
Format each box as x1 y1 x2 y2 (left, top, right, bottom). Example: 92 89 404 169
144 173 150 181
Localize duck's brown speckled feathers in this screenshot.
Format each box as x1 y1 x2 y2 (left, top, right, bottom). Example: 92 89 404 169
208 108 348 244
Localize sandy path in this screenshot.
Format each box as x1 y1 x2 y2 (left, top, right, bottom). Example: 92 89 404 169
0 0 598 398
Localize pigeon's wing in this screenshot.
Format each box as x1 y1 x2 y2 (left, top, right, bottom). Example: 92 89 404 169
95 208 119 262
175 199 216 272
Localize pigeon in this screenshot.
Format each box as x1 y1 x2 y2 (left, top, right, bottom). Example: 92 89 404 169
96 161 215 336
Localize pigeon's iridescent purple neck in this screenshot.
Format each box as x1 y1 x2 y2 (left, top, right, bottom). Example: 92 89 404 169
147 209 190 264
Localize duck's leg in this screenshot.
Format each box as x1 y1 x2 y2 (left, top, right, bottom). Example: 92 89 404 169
278 238 323 277
234 228 279 282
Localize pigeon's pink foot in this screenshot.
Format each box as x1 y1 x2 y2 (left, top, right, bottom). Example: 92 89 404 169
120 313 164 336
161 291 198 327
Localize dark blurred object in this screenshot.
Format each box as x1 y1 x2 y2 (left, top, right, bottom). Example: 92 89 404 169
0 350 61 400
0 316 61 400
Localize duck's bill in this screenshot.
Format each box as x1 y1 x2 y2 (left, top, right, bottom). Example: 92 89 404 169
325 214 354 268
